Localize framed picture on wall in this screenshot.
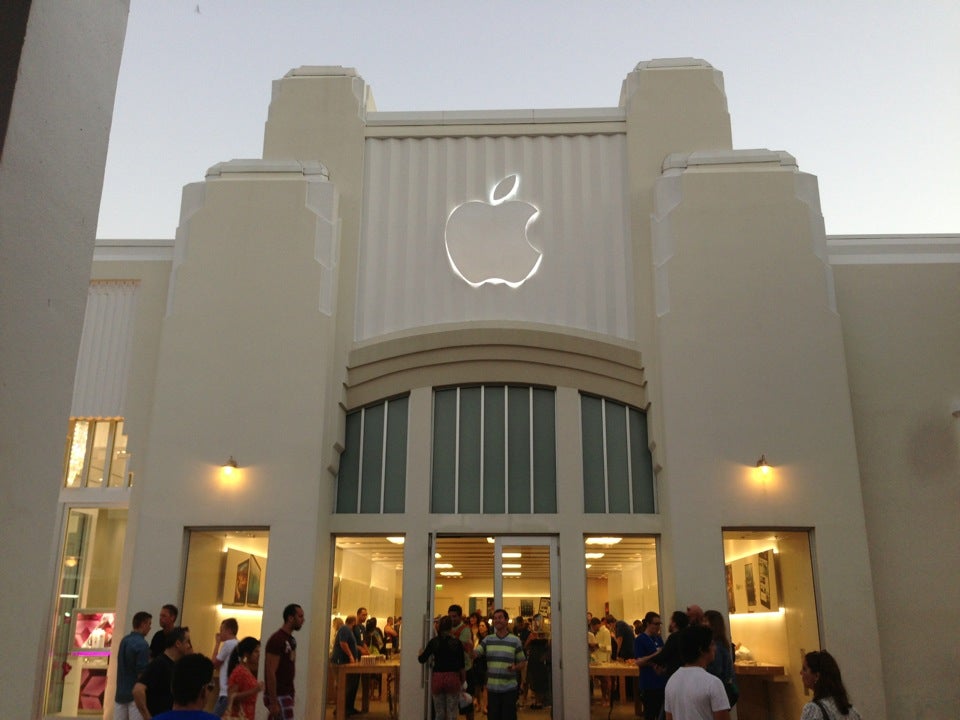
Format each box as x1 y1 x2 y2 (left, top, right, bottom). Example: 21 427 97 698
744 562 757 607
758 550 771 610
726 564 736 614
223 548 267 607
520 599 534 617
331 577 341 612
538 597 551 617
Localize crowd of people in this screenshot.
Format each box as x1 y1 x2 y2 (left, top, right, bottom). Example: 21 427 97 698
113 599 861 720
114 602 303 720
585 604 861 720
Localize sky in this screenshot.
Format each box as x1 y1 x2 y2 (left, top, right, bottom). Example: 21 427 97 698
97 0 960 239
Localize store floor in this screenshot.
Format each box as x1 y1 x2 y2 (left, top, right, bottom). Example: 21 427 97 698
323 697 642 719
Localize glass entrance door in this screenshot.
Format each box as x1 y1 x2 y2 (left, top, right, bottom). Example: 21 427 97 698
494 536 561 719
430 535 561 718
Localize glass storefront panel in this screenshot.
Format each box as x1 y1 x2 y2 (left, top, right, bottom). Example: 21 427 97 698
584 535 659 627
327 536 404 719
44 508 127 716
723 529 820 720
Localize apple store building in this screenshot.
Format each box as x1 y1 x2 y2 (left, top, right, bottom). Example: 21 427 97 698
39 60 958 720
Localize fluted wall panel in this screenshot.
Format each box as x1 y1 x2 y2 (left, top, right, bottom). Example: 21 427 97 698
357 134 634 341
71 280 138 417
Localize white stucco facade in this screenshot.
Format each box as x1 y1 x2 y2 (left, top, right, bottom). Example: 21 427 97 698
14 58 960 720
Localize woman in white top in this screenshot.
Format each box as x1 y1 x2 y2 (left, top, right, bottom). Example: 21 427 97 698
799 650 862 720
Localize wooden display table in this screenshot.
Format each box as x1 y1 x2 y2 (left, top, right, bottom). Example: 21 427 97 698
589 662 641 717
333 659 399 719
735 662 787 720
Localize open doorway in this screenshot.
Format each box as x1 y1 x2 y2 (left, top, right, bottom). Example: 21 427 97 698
430 535 561 718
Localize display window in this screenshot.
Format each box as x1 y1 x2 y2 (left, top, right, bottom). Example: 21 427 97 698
44 507 127 716
723 529 820 720
63 419 130 488
181 528 270 676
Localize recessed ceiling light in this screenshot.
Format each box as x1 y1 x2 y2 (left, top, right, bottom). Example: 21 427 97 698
503 572 521 577
440 571 462 577
435 563 453 569
502 563 522 569
386 537 405 545
585 552 605 559
585 537 622 545
502 552 522 558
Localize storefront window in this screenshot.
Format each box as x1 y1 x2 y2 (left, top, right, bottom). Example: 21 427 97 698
44 508 127 716
723 529 820 719
181 529 270 668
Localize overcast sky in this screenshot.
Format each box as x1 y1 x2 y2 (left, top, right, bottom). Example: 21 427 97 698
97 0 960 239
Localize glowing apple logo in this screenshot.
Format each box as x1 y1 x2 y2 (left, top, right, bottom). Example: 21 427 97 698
444 174 542 288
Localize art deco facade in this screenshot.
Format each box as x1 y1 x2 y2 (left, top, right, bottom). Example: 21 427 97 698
29 59 960 720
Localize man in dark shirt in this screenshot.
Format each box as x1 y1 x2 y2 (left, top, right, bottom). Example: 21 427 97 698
149 604 179 658
134 626 192 719
264 603 304 720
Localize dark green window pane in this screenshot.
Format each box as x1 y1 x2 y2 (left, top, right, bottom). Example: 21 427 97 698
532 388 557 512
337 411 362 513
581 395 605 513
507 386 531 513
432 389 457 513
605 401 630 512
383 397 408 513
458 387 482 513
483 386 506 513
630 408 655 513
359 403 385 513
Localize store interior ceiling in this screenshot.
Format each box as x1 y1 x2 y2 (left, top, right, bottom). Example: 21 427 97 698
335 535 657 580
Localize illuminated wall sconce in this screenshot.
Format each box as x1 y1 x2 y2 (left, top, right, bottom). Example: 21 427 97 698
756 454 771 474
222 456 238 475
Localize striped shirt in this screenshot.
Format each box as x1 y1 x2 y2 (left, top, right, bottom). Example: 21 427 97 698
476 632 526 693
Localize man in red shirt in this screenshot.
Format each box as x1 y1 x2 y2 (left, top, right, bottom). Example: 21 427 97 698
264 604 304 720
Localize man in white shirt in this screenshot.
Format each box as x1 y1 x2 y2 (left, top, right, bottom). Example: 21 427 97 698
664 625 730 720
211 618 238 717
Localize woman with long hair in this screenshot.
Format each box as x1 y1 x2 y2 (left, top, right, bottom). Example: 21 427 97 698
800 650 862 719
226 636 264 720
418 616 466 720
704 610 738 707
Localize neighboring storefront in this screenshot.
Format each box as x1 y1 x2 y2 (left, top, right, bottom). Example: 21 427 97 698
38 60 959 720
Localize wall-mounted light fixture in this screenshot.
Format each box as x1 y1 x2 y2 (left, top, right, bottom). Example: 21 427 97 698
756 454 770 474
222 456 238 475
